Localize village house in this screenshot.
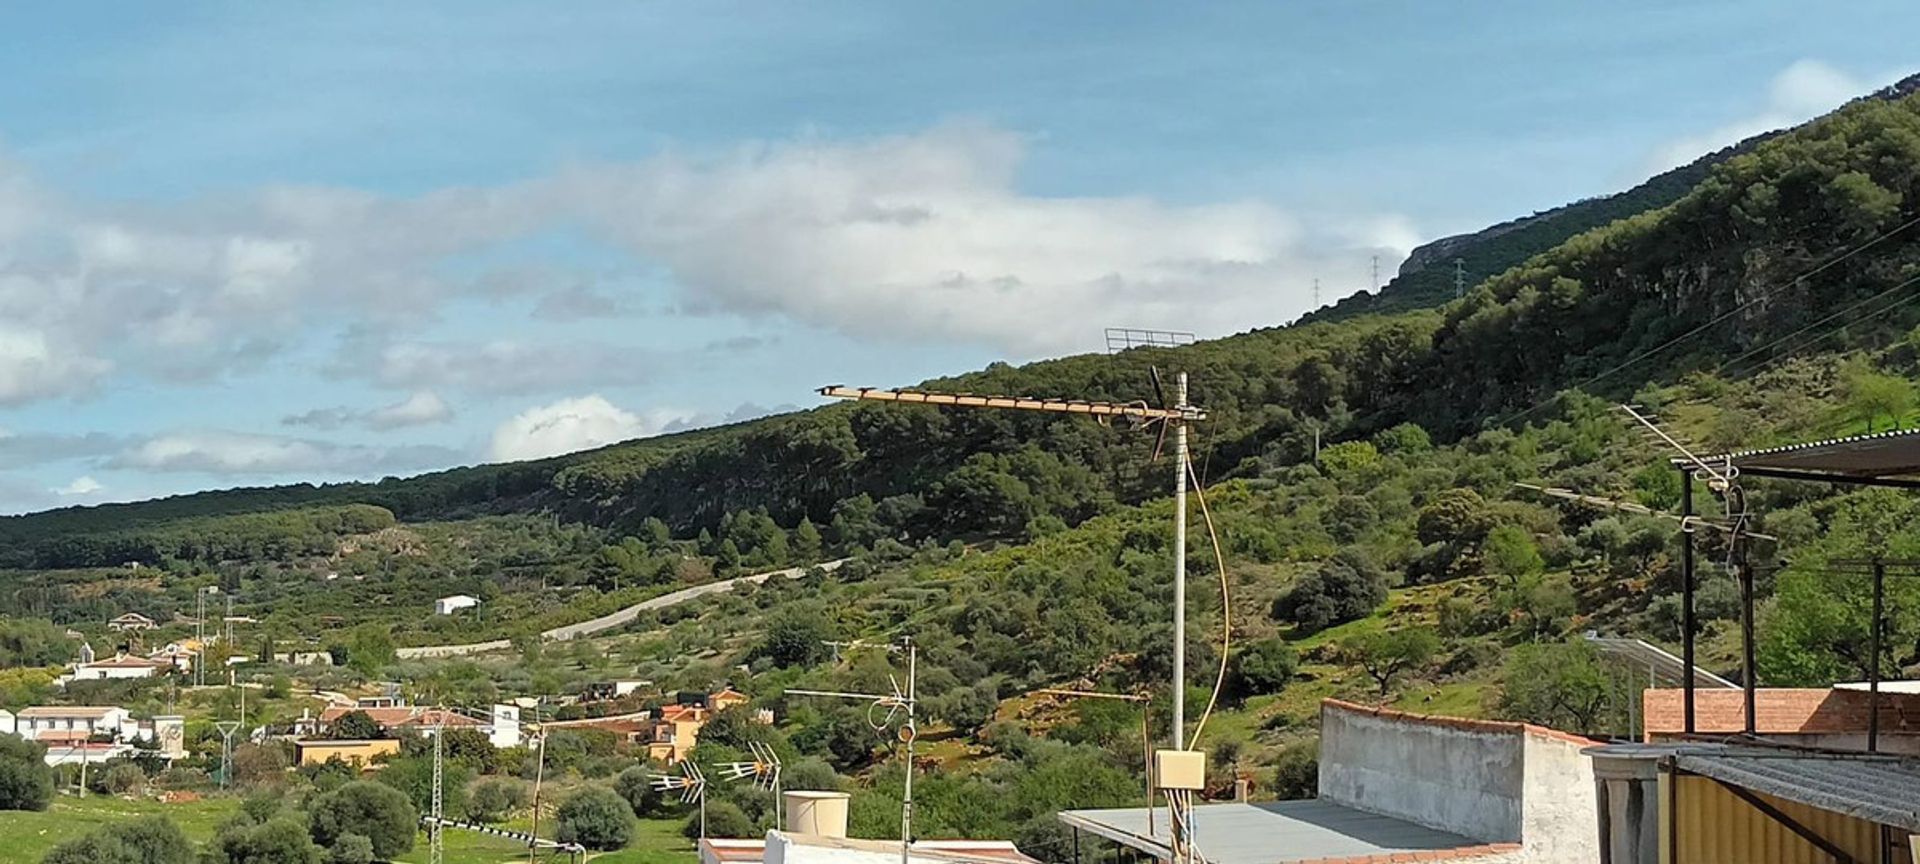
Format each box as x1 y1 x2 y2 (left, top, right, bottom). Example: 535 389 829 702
106 612 156 632
434 594 480 615
7 706 185 761
294 738 402 767
71 654 172 680
311 700 521 748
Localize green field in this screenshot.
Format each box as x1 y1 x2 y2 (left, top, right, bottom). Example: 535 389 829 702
1 795 698 864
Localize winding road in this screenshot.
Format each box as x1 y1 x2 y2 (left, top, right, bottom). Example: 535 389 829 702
395 559 844 659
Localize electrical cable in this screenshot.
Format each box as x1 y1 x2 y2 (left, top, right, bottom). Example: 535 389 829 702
1719 271 1920 380
1183 453 1230 752
1496 211 1920 428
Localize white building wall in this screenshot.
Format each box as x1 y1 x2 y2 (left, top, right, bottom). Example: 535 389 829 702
0 709 13 736
1517 733 1601 864
1318 705 1524 843
488 704 521 748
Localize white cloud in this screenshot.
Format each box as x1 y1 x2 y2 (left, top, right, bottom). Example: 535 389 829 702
1645 60 1870 173
109 431 461 476
0 122 1418 403
554 124 1415 354
489 395 655 462
366 391 453 430
286 390 454 431
53 475 103 497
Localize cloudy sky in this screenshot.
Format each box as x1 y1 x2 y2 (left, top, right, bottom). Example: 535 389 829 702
0 2 1914 513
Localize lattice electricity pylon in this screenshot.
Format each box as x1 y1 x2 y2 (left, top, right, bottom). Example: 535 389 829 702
213 721 240 789
652 761 709 837
719 741 785 830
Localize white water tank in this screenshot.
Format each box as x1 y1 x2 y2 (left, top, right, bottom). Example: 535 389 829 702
784 790 850 838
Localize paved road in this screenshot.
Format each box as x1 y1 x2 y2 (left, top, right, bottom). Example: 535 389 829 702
395 559 844 659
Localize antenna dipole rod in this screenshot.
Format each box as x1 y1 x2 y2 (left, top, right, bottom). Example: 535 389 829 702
1172 372 1189 751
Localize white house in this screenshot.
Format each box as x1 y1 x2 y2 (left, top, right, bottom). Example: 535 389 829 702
434 595 480 615
73 655 171 680
14 706 135 741
0 708 14 736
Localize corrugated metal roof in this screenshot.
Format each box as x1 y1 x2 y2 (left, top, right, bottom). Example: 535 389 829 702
1674 750 1920 832
1680 427 1920 478
1059 801 1501 864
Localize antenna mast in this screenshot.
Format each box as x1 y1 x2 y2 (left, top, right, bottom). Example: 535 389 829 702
789 637 919 864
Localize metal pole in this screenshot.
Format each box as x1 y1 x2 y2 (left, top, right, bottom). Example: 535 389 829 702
1172 372 1188 751
528 716 547 864
902 638 917 864
1871 560 1886 753
1739 557 1756 736
1680 468 1696 735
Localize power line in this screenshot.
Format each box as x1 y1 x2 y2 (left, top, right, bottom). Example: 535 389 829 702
1719 271 1920 380
1495 211 1920 429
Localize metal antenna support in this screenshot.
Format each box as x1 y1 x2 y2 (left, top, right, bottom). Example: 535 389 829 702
720 741 785 831
1619 404 1735 491
213 721 240 789
789 637 919 864
430 708 446 864
652 761 709 838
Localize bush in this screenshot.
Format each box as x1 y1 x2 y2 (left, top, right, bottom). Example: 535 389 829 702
465 778 528 823
556 786 635 851
686 799 755 840
100 762 148 797
309 781 418 859
1230 638 1298 699
0 733 53 811
612 766 665 817
327 835 375 864
1272 552 1386 633
204 817 322 864
42 815 193 864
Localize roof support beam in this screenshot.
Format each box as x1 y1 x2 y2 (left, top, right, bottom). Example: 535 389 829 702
1733 467 1920 489
1702 774 1861 864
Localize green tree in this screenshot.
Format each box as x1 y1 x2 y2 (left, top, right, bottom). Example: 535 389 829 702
1231 638 1298 698
1844 364 1916 432
309 781 418 860
556 786 635 851
793 519 824 563
466 778 527 823
1498 641 1616 734
612 766 668 817
757 609 832 667
1484 525 1544 582
325 835 374 864
1342 628 1439 696
345 625 395 677
326 711 385 741
0 733 53 811
1272 552 1386 633
204 817 322 864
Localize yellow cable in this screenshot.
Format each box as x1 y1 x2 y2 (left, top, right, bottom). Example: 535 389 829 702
1184 454 1231 751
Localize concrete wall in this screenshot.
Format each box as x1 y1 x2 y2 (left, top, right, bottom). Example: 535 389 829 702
1518 731 1600 863
1317 701 1599 864
1319 702 1525 843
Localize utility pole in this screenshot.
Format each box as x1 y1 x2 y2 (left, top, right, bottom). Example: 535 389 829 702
1171 373 1189 751
1454 258 1466 298
816 382 1206 751
430 709 445 864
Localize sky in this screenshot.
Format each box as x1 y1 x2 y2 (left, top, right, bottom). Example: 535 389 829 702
0 1 1915 514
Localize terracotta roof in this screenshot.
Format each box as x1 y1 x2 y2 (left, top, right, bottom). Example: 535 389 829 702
1320 698 1596 747
80 657 170 669
18 706 125 718
317 706 486 728
1643 687 1920 736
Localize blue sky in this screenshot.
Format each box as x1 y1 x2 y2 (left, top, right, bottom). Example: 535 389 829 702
0 1 1914 513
